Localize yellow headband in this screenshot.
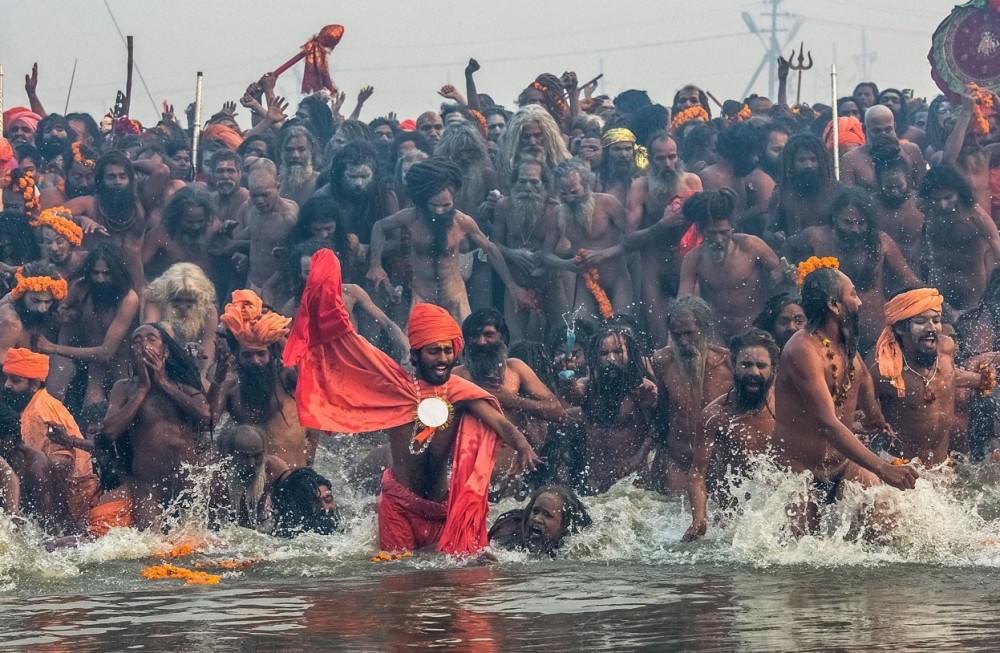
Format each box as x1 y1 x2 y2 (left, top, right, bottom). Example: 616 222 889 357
602 128 637 147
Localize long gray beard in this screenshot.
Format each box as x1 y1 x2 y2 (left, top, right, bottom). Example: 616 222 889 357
676 341 707 400
559 193 595 233
647 165 682 199
280 162 314 194
512 192 547 238
164 307 207 345
228 465 267 528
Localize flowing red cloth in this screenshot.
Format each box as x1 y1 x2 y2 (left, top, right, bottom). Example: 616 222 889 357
284 249 500 554
378 469 447 551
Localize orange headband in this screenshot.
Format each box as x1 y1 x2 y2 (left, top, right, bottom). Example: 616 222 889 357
11 268 68 301
33 207 83 247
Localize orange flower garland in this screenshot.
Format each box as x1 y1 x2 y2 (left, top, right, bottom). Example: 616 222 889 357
468 108 488 139
71 141 95 168
371 551 414 563
671 106 709 132
796 256 840 287
141 564 221 586
10 268 68 300
969 84 995 136
977 362 997 397
34 207 83 247
574 251 614 319
1 169 40 214
737 104 753 121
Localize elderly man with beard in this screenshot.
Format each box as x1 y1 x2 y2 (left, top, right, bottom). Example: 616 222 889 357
774 263 917 537
598 128 641 205
142 188 222 281
210 425 290 530
611 132 703 346
678 189 785 342
368 157 532 323
787 188 920 355
0 262 65 365
207 150 249 226
65 151 170 290
873 155 925 272
40 142 98 209
577 326 658 494
769 134 842 239
931 88 998 219
454 309 565 495
103 324 211 528
495 105 571 194
684 328 780 542
142 263 218 378
232 160 299 292
871 288 990 466
492 160 562 341
542 160 633 318
277 125 321 207
212 290 317 468
37 244 139 405
285 250 540 554
3 107 41 148
697 123 761 221
3 348 99 531
842 105 926 192
650 297 733 493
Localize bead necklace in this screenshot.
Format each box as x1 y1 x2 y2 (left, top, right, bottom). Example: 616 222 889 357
814 331 856 415
902 353 939 404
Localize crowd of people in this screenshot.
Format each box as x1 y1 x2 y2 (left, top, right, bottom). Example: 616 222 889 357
0 51 998 556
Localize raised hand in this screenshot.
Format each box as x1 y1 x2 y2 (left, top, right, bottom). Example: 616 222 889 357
561 71 579 94
465 58 481 76
265 96 289 124
221 100 237 116
777 56 790 81
438 84 460 101
24 63 38 95
358 85 375 104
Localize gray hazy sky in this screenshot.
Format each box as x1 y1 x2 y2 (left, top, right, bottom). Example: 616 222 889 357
1 0 950 128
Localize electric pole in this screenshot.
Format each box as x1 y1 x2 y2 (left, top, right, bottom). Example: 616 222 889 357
853 30 877 82
741 0 802 100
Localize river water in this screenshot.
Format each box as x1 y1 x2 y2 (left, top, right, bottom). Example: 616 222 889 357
4 452 1000 651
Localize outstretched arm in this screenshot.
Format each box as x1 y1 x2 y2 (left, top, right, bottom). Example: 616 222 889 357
346 283 410 357
683 406 720 541
462 398 541 476
367 211 410 293
39 292 140 362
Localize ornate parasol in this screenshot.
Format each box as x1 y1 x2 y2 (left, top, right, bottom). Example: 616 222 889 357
929 1 1000 101
273 25 345 94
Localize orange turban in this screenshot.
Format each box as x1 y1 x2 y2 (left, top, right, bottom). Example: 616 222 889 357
0 137 12 167
824 116 866 151
875 288 944 397
3 348 49 380
407 303 463 356
220 289 291 350
202 123 243 151
3 107 41 133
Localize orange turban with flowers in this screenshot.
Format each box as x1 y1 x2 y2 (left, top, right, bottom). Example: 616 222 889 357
220 289 291 350
875 288 944 397
3 348 50 380
407 303 463 356
202 123 244 151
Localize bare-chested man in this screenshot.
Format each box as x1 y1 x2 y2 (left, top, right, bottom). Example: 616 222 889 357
872 288 993 466
492 160 563 340
38 244 139 405
233 159 299 292
0 402 64 530
210 424 289 530
207 150 249 225
616 132 703 346
684 328 779 541
769 134 842 240
454 310 565 494
697 122 760 221
39 142 98 208
495 105 571 193
141 187 222 281
212 290 317 468
278 125 321 208
578 326 658 494
543 159 632 318
841 105 926 192
930 88 998 216
651 297 733 493
367 157 531 323
787 187 920 354
35 207 87 282
103 324 211 528
920 165 1000 315
598 128 640 205
873 154 925 273
0 262 64 365
772 265 917 536
678 189 784 342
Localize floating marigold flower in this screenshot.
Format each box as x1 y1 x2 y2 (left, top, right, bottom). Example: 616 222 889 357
371 551 413 563
140 564 221 585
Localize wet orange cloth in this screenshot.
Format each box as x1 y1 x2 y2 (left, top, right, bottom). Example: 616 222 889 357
21 388 100 520
201 123 243 151
220 289 291 349
408 303 464 356
3 348 49 380
824 116 866 150
875 288 944 397
87 499 134 537
378 469 447 552
284 249 500 555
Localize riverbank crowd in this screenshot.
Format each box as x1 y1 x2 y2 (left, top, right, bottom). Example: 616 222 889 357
0 46 998 556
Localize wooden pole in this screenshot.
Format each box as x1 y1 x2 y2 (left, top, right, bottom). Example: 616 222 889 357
124 36 134 116
64 58 78 114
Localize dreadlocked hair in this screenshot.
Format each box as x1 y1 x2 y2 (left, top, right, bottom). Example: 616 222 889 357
272 468 339 538
405 156 464 208
496 105 570 182
0 211 41 264
522 484 592 535
584 326 646 427
147 322 205 392
682 188 737 230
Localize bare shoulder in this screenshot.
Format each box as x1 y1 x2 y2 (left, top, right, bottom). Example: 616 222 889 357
595 192 624 211
684 172 703 192
279 198 299 218
901 141 923 160
454 210 480 230
651 345 676 372
0 302 19 327
707 345 732 369
64 195 94 216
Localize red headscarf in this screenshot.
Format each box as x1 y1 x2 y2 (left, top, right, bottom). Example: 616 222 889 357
407 303 463 356
3 107 41 133
824 116 866 151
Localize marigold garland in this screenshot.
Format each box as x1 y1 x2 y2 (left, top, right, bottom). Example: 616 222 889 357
737 104 753 121
977 362 997 397
71 141 95 169
11 268 68 300
33 207 83 247
796 256 840 287
1 169 40 214
969 84 995 136
671 106 709 132
371 551 413 563
468 108 488 139
140 563 221 586
574 250 614 319
530 80 569 120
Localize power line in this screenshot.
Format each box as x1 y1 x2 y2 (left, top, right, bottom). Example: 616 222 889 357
101 0 159 115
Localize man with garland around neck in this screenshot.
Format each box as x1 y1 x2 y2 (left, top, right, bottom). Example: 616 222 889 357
772 258 918 537
285 249 540 555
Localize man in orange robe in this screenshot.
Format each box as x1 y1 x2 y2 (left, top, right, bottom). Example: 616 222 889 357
284 249 540 554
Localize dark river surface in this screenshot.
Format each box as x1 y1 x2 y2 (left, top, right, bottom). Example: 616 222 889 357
4 454 1000 651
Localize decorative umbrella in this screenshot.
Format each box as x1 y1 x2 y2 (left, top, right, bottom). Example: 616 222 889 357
929 0 1000 101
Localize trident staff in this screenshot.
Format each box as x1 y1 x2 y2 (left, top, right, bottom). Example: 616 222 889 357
788 43 813 106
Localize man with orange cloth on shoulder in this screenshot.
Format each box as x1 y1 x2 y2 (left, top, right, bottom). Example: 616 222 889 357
284 249 541 555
